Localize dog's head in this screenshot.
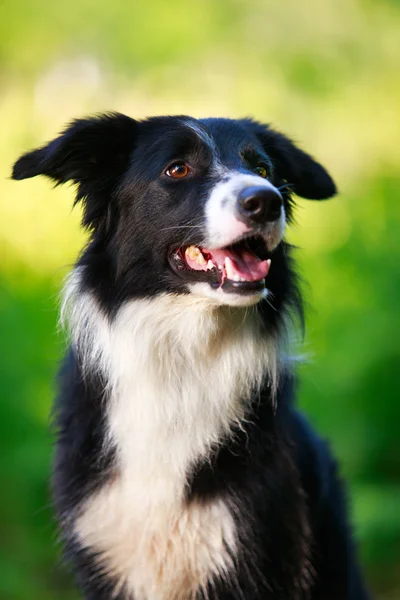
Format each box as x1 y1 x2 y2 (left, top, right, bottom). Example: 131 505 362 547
12 113 336 312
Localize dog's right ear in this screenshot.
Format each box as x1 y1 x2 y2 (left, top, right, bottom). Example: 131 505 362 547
242 119 337 200
12 112 137 230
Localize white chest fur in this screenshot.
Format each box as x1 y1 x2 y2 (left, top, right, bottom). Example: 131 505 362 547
63 278 277 599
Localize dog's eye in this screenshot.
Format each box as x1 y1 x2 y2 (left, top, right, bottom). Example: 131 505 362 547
165 163 190 179
254 164 269 179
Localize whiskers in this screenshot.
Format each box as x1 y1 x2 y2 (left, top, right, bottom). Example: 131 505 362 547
263 289 277 312
277 183 294 195
159 219 205 247
159 225 203 231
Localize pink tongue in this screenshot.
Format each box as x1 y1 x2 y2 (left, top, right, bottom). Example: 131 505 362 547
208 248 270 282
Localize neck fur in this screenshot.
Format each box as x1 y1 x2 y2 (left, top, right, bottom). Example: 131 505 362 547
61 268 280 497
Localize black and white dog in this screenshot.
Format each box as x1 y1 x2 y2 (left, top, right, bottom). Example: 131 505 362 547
13 114 370 600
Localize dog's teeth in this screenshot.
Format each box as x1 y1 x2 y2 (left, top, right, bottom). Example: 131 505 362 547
185 246 207 266
185 245 197 260
185 245 202 261
225 257 236 280
207 260 214 270
232 274 240 282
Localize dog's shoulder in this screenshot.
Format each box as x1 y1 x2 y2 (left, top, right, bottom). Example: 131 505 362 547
52 348 114 516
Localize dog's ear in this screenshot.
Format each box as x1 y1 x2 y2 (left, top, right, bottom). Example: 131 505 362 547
12 113 137 229
245 120 336 200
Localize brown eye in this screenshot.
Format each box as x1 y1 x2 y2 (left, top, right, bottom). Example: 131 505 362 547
254 164 269 179
165 163 190 179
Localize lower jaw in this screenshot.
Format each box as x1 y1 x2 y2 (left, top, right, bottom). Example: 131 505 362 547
216 278 266 295
188 279 268 307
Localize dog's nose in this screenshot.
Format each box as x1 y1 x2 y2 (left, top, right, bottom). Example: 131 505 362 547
237 186 282 224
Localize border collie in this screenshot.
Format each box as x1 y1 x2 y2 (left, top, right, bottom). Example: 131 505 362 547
12 114 370 600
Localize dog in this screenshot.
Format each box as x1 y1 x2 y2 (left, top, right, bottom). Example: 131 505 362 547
12 114 370 600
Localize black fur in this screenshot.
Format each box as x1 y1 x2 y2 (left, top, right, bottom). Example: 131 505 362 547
13 114 369 600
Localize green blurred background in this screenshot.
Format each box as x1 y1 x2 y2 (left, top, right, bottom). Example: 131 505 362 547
1 0 399 598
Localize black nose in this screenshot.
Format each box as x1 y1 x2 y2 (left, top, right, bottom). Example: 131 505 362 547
238 186 282 224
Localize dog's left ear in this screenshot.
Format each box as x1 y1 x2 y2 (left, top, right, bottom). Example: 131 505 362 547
12 112 137 229
245 120 337 200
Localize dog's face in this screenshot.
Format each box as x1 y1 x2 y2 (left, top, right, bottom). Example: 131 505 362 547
12 114 336 310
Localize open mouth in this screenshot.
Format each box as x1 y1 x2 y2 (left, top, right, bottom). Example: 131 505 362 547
168 235 271 295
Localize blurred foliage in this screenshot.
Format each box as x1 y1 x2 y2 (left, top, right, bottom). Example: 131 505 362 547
0 0 399 598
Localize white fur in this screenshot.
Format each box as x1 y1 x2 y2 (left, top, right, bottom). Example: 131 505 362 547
62 270 281 599
205 172 285 250
188 281 269 308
